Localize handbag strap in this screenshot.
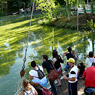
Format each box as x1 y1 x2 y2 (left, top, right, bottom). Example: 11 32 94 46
49 60 56 70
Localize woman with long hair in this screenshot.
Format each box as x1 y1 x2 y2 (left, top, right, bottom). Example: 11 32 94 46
52 50 64 86
21 79 38 95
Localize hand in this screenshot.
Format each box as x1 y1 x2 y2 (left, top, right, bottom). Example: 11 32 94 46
63 75 68 80
63 53 66 56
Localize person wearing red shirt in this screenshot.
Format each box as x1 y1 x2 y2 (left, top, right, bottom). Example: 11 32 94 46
82 62 95 94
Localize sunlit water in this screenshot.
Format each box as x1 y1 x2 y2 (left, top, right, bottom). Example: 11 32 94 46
0 17 95 95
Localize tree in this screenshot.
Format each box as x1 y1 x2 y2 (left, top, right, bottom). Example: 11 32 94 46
64 0 76 21
0 0 7 14
91 0 94 15
36 0 56 20
55 0 66 5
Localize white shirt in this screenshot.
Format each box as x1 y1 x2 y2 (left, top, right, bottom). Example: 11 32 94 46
88 58 95 67
29 66 48 87
68 65 78 83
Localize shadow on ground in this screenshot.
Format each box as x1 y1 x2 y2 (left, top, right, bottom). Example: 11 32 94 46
57 78 85 95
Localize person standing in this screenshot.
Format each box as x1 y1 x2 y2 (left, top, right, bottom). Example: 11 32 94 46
72 50 78 65
63 47 74 71
29 61 48 88
42 55 58 95
63 58 78 95
52 50 64 86
86 51 95 67
77 62 85 78
21 79 38 95
82 62 95 94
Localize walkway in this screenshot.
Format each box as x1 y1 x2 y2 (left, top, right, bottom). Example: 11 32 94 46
57 78 85 95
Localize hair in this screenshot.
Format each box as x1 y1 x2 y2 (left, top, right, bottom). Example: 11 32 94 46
92 62 95 66
79 62 84 66
42 55 48 60
22 79 30 89
89 51 94 57
31 61 36 67
68 47 72 54
52 50 58 58
72 50 76 54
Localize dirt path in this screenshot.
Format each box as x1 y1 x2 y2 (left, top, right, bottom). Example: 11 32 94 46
57 78 85 95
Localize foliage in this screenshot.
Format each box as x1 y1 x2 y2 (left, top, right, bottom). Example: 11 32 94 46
36 0 56 20
55 0 66 5
87 19 95 30
52 4 64 18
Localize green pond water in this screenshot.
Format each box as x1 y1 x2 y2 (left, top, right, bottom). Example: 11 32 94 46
0 15 95 95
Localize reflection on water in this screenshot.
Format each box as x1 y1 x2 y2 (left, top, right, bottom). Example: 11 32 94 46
0 18 95 95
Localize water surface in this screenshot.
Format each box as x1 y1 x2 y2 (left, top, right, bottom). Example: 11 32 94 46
0 15 95 95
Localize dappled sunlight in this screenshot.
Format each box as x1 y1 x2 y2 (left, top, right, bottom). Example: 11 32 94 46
0 15 95 78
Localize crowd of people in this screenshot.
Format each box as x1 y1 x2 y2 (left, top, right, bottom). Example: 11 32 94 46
20 47 95 95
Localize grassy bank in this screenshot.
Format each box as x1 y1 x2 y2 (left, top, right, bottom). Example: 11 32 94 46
39 15 95 31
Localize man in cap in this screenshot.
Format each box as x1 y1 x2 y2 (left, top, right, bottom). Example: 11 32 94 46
63 58 78 95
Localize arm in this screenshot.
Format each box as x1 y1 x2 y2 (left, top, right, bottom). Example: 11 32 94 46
52 58 57 64
31 86 38 95
29 81 39 86
86 54 89 58
59 56 64 63
63 76 76 81
77 63 79 67
82 70 86 79
63 52 66 56
75 55 78 59
64 71 77 81
29 74 33 80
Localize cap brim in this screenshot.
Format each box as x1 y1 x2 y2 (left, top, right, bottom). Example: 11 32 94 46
67 60 69 62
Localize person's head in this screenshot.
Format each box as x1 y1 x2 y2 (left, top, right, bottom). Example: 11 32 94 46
72 50 77 54
52 50 58 57
31 61 36 68
67 58 75 67
22 79 30 89
89 51 94 57
79 62 84 66
67 47 72 53
42 55 48 62
92 62 95 66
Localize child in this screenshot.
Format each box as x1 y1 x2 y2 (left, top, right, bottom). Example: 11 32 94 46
78 62 85 78
86 51 95 67
21 79 38 95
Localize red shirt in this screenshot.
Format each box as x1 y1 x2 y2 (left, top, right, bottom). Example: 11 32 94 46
82 66 95 87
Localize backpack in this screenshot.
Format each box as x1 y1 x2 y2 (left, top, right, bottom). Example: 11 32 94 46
34 66 45 79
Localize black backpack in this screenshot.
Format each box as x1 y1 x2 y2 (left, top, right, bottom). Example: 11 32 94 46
34 66 45 79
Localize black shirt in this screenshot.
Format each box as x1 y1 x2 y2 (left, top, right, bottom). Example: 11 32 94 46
42 60 54 73
54 55 64 69
66 53 74 59
78 65 85 75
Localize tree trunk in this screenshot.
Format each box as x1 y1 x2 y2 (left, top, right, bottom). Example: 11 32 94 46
83 6 87 15
91 0 94 15
67 9 71 21
66 0 71 21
